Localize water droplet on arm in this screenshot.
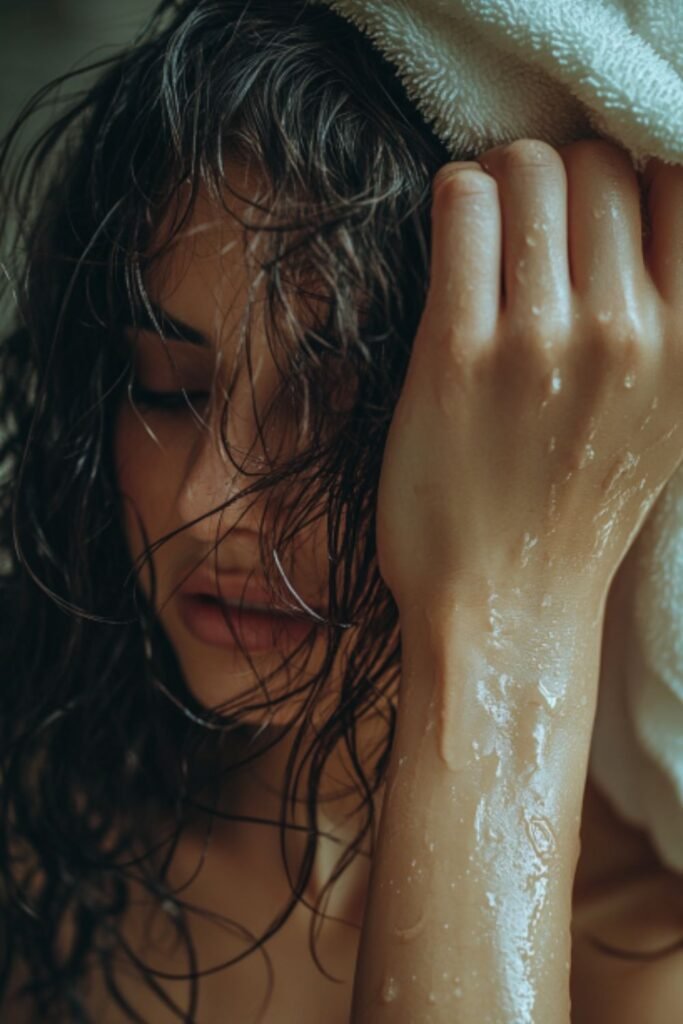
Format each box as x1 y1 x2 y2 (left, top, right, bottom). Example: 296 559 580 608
380 975 399 1004
515 258 528 285
525 815 557 858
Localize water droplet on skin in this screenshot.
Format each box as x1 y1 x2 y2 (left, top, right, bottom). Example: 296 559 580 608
596 309 613 323
602 450 640 495
531 304 541 315
525 235 538 248
537 676 560 710
550 368 562 394
623 372 636 389
428 992 438 1005
578 444 596 469
531 719 547 769
548 436 557 454
592 206 607 220
515 258 528 284
485 891 497 909
520 532 539 567
525 815 557 858
381 975 399 1004
394 911 427 943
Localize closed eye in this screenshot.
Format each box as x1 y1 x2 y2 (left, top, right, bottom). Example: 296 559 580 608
128 384 211 413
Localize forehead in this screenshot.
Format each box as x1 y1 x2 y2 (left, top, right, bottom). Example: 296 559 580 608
144 162 328 351
144 166 262 347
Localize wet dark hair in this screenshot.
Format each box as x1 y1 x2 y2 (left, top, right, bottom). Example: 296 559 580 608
0 1 679 1020
0 1 451 1019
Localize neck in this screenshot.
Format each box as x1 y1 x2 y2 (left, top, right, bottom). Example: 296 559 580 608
169 714 384 928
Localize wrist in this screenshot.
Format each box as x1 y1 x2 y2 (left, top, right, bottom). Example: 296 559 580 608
396 580 605 778
399 574 605 666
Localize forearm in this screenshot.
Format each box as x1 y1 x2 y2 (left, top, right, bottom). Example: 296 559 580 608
352 583 606 1024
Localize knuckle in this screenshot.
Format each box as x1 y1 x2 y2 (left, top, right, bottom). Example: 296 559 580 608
644 155 683 190
439 320 490 356
587 309 644 357
485 138 563 173
507 312 569 352
432 163 496 204
559 138 631 174
433 323 495 380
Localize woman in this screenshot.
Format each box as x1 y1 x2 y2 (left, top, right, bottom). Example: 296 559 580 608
1 1 682 1021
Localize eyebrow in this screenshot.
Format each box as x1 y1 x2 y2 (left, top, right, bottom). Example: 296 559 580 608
127 301 211 348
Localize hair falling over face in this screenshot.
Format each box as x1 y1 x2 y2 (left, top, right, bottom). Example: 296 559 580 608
0 2 679 1021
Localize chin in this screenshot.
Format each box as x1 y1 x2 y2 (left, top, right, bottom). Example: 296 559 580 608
176 644 322 723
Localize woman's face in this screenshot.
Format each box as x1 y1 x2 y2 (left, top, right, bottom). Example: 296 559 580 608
114 171 335 722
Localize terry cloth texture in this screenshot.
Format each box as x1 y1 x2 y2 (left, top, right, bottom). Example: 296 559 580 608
312 0 683 872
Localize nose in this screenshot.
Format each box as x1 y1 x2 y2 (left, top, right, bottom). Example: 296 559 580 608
175 336 299 545
176 390 271 544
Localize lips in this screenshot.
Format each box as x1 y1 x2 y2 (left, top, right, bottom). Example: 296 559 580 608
176 567 322 650
179 567 312 618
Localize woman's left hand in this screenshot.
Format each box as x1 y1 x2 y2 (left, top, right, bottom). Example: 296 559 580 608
375 139 683 620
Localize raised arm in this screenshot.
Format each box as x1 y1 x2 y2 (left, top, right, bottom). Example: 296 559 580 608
351 584 604 1022
352 139 683 1023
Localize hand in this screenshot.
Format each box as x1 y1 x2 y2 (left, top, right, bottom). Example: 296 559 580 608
376 139 683 617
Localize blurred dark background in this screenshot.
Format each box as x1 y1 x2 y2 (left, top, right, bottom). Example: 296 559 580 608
0 0 159 330
0 0 158 138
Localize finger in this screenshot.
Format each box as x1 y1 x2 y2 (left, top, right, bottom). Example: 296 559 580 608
559 140 649 304
642 156 683 306
428 162 502 343
478 140 571 322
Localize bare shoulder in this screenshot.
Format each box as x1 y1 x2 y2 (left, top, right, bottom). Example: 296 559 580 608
571 869 683 1023
571 773 683 1024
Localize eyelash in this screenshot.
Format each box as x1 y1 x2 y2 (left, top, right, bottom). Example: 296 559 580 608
129 384 211 412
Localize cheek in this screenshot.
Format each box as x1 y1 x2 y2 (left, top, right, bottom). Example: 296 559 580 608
113 406 180 563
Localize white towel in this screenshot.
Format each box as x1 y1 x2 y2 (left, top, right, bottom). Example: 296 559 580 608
311 0 683 873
